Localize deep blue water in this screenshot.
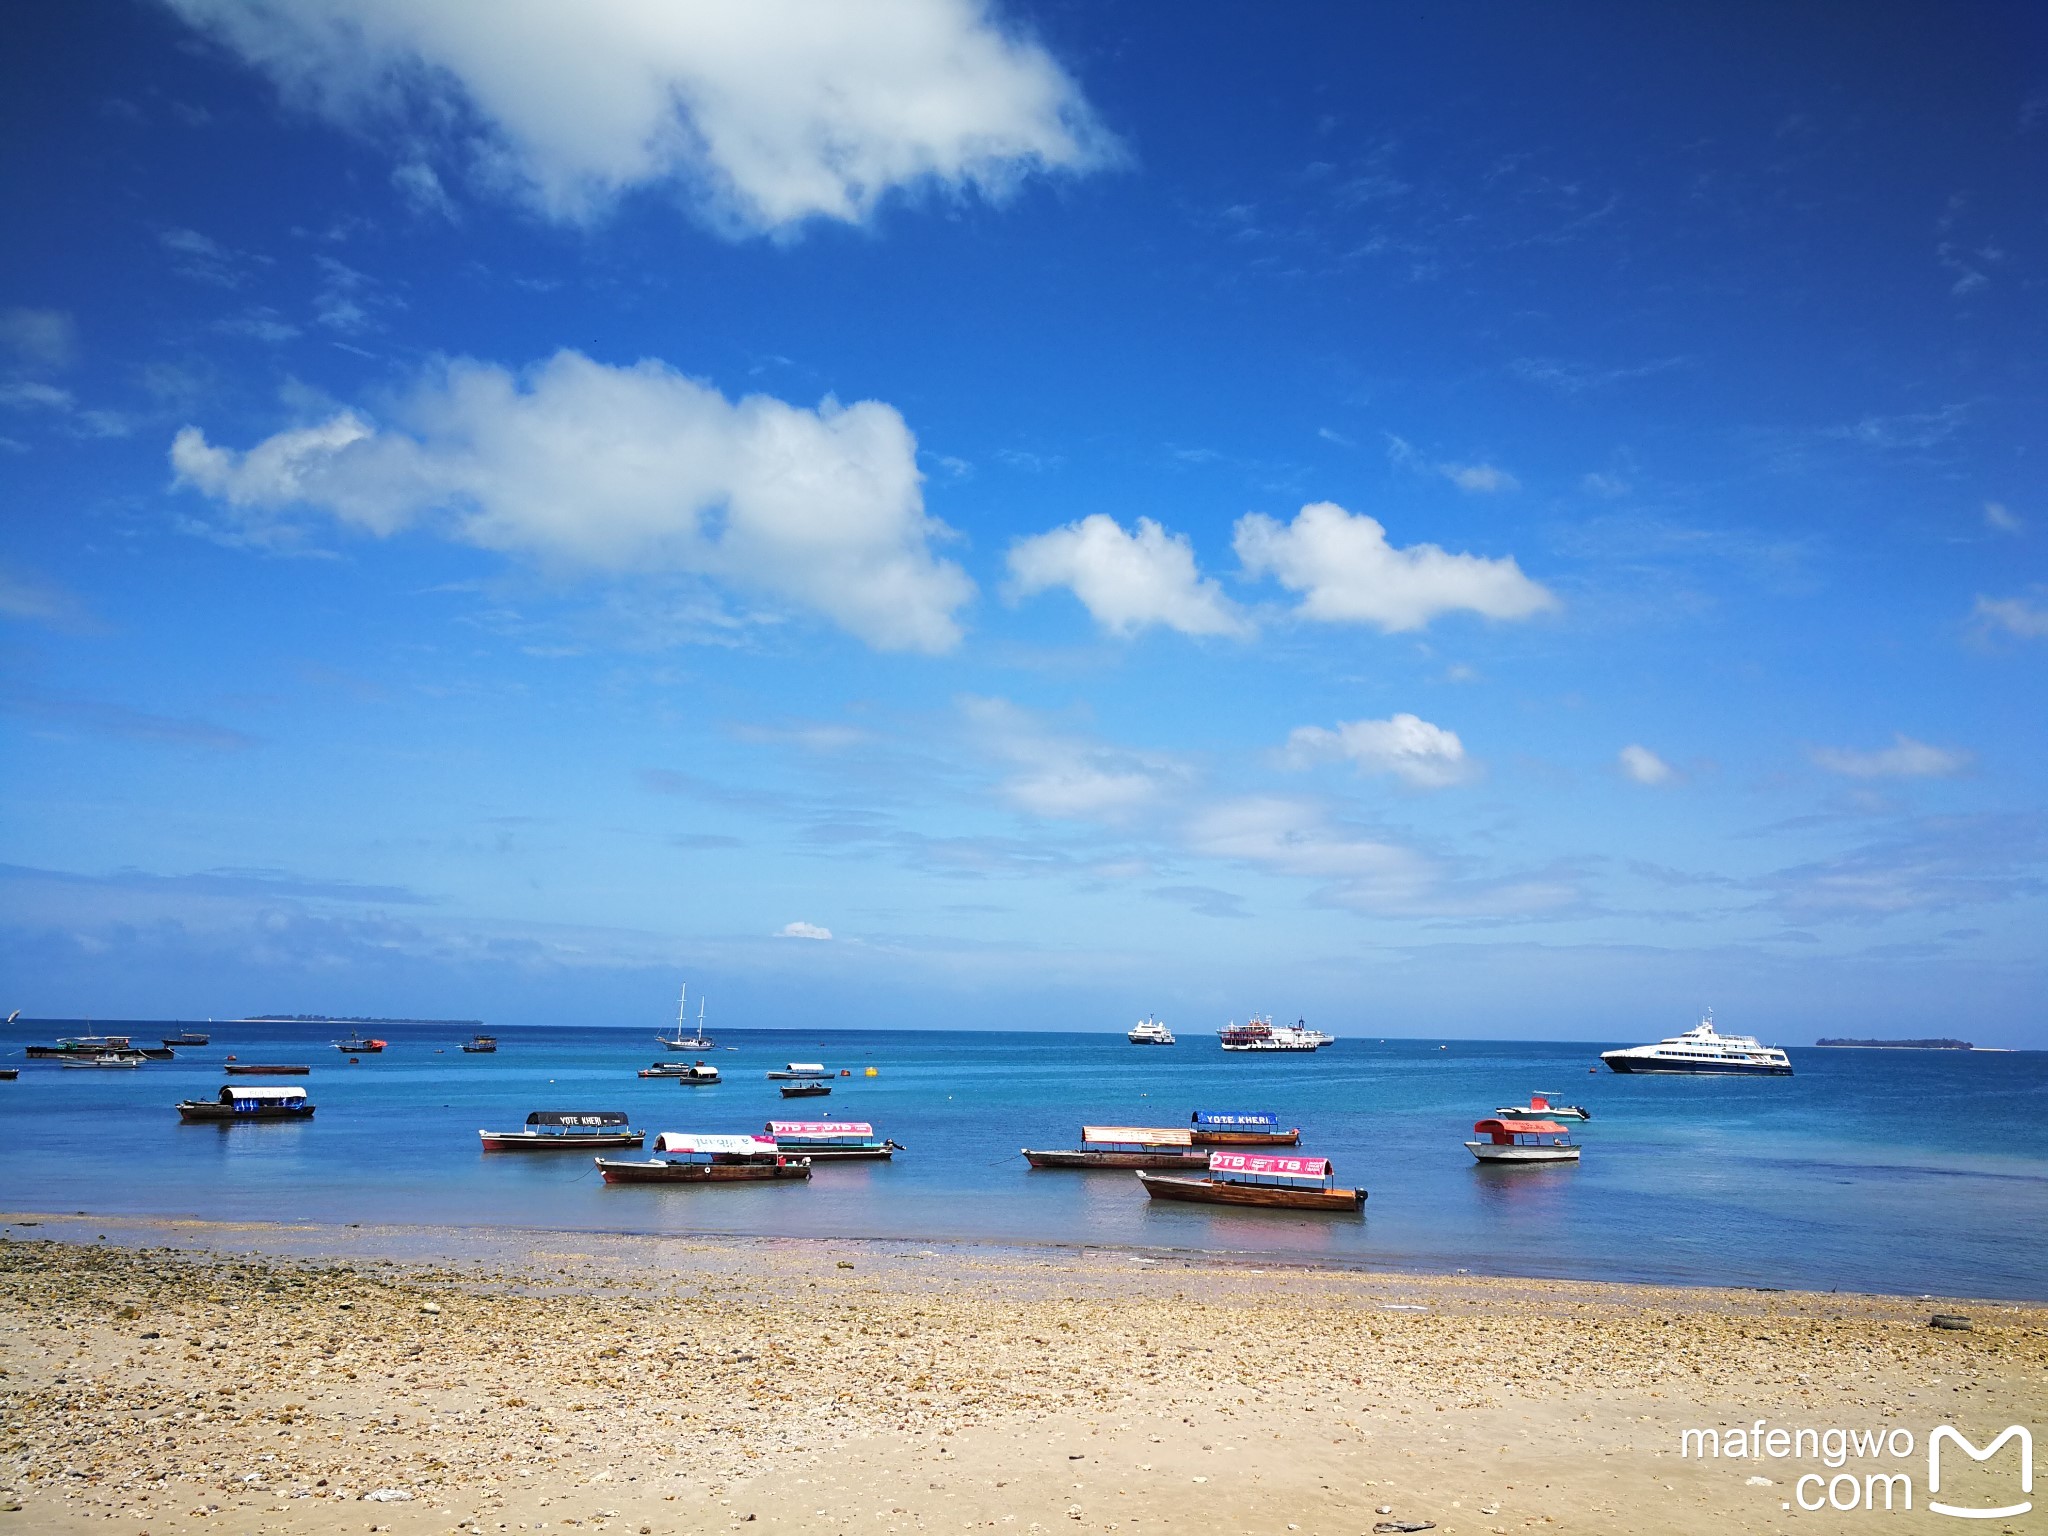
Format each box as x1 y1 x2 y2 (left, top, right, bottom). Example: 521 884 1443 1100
3 1021 2043 1299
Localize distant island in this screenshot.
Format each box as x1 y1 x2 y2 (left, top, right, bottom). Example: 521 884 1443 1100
238 1015 485 1026
1814 1037 1973 1050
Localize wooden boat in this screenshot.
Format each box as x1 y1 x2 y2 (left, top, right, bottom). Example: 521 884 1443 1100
460 1034 498 1054
1136 1151 1366 1211
0 1069 16 1081
764 1119 901 1159
1023 1125 1212 1170
639 1059 718 1080
224 1062 309 1075
479 1110 643 1151
333 1036 386 1053
64 1052 143 1069
780 1080 832 1098
596 1133 811 1184
766 1062 829 1080
177 1085 315 1122
1466 1118 1580 1164
28 1035 173 1060
161 1032 210 1046
1188 1110 1301 1146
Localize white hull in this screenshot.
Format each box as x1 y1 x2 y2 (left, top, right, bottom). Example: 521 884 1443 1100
1466 1141 1580 1163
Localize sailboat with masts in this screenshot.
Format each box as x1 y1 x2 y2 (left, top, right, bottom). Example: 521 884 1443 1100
655 984 715 1050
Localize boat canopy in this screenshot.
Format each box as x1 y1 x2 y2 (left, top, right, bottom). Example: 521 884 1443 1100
654 1133 778 1156
1208 1150 1331 1182
784 1062 826 1073
217 1085 306 1103
1191 1110 1281 1130
526 1110 630 1128
768 1120 873 1138
1083 1124 1192 1147
1472 1118 1568 1141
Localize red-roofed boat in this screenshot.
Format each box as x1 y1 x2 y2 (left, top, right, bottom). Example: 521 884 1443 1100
1466 1118 1580 1163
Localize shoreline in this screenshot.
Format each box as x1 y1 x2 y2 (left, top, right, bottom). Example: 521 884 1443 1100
6 1207 2041 1307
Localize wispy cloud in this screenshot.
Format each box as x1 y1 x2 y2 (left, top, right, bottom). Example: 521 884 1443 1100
1810 735 1971 780
777 920 833 940
1972 591 2048 640
1281 713 1476 788
1618 744 1677 785
0 690 255 751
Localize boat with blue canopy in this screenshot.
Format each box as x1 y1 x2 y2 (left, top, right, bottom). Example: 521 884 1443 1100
1188 1110 1300 1146
177 1085 316 1123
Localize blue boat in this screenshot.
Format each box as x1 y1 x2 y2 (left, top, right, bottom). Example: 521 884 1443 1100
1189 1110 1300 1146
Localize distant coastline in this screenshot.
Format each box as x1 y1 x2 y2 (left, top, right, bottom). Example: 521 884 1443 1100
1814 1037 1973 1050
237 1014 485 1026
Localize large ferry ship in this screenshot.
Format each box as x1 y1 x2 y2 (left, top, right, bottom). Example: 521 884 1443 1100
1599 1012 1792 1075
1218 1016 1329 1052
1127 1016 1176 1045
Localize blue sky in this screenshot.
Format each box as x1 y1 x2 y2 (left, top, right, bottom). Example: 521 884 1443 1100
3 1 2045 1042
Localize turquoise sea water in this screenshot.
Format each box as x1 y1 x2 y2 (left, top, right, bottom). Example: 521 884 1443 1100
3 1021 2043 1300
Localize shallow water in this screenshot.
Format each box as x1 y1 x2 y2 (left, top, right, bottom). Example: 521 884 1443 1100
3 1022 2041 1298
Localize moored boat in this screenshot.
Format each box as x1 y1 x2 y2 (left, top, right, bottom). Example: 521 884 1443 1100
28 1035 173 1060
766 1062 830 1079
480 1110 643 1151
1136 1151 1365 1211
0 1069 16 1081
655 985 715 1050
596 1133 810 1184
63 1052 143 1069
460 1034 498 1054
1217 1016 1325 1052
1466 1118 1580 1164
1022 1124 1213 1170
334 1035 386 1053
161 1032 210 1046
1127 1016 1176 1045
765 1119 901 1159
1600 1012 1791 1075
224 1062 309 1075
177 1085 315 1122
640 1059 719 1080
1492 1092 1589 1121
1188 1110 1300 1146
780 1080 832 1098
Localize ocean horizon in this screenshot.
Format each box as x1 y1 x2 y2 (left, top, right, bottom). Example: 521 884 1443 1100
5 1019 2043 1302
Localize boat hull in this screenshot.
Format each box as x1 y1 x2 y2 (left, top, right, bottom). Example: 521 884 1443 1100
595 1157 810 1184
225 1064 310 1075
780 1085 832 1098
1601 1054 1791 1076
29 1045 173 1060
1022 1147 1213 1169
162 1034 210 1046
771 1143 896 1160
1189 1129 1301 1146
1135 1173 1365 1210
480 1130 645 1151
177 1103 315 1122
1466 1142 1580 1163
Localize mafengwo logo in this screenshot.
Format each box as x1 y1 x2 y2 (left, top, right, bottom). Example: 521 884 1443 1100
1680 1418 2033 1517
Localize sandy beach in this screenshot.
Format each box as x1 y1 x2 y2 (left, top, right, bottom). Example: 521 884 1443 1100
3 1213 2041 1536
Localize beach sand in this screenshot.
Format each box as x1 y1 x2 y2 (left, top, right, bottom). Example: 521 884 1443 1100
2 1213 2041 1536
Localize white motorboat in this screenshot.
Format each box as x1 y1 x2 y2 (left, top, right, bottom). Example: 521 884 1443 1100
1493 1092 1590 1121
1127 1016 1176 1045
655 985 715 1050
1466 1118 1581 1164
1600 1011 1792 1075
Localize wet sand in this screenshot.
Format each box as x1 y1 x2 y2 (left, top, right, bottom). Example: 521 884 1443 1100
2 1212 2042 1536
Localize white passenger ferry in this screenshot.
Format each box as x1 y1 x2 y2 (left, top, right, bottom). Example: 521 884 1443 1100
1599 1012 1792 1076
1127 1016 1176 1045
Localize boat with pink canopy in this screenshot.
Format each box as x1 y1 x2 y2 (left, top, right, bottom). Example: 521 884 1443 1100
1136 1150 1366 1211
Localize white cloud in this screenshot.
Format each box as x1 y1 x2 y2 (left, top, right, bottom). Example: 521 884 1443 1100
1282 713 1474 788
1973 592 2048 639
1810 735 1971 779
170 349 975 652
0 308 78 371
1983 501 2023 535
1006 514 1251 638
962 695 1177 821
164 0 1115 234
1440 461 1519 494
777 920 832 940
1233 500 1557 631
1187 796 1434 908
1618 743 1676 785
